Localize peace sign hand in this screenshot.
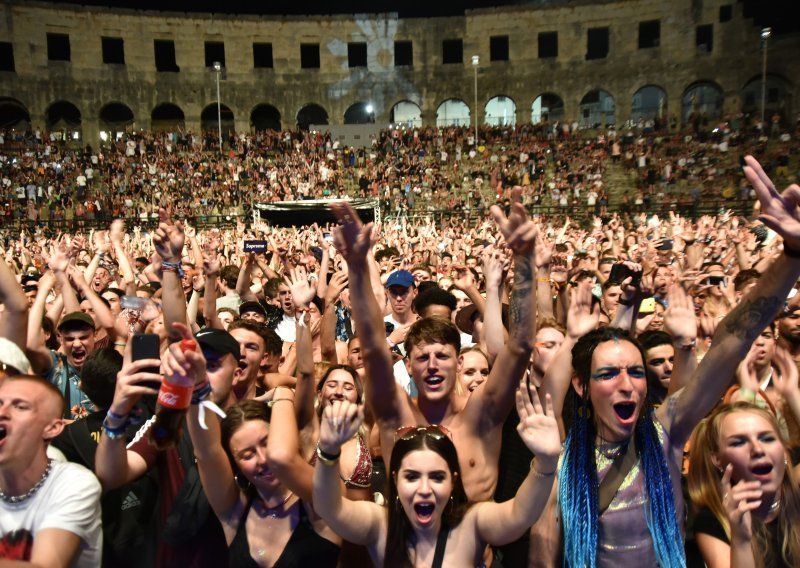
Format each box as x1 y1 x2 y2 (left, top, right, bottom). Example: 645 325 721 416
330 203 373 265
744 155 800 252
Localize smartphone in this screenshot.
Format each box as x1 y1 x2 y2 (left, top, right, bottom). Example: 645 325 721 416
243 239 268 253
608 263 642 287
131 333 161 390
656 239 673 251
704 275 724 286
323 232 333 242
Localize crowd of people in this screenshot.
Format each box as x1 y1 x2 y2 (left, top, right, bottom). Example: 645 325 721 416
0 114 800 568
1 112 797 230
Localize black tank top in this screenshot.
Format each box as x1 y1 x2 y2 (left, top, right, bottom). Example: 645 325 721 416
228 498 340 568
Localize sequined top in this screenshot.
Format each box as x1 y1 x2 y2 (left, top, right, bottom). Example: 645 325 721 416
311 435 373 489
593 418 685 567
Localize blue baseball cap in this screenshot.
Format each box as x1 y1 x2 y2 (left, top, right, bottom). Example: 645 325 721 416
385 270 415 289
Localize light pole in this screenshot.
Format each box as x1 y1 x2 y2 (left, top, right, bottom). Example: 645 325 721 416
760 27 771 129
471 55 479 145
213 61 222 152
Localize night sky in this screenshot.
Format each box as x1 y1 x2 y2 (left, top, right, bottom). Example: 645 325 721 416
39 0 797 32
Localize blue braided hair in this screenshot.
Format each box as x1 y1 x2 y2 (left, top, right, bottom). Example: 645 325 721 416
636 406 685 568
559 398 599 568
560 328 685 567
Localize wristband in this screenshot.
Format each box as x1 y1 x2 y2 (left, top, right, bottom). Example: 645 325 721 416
161 261 185 278
102 415 129 440
296 314 307 328
675 339 696 351
537 277 551 283
106 409 129 423
267 397 294 408
191 381 212 405
529 458 556 478
316 445 341 465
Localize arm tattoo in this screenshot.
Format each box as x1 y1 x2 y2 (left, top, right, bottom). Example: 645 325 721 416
723 296 782 341
510 255 533 332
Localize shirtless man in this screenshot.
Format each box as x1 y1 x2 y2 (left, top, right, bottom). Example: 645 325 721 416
330 188 537 502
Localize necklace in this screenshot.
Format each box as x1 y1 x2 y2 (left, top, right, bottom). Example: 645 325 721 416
257 492 294 519
0 459 53 504
770 499 780 513
597 439 627 460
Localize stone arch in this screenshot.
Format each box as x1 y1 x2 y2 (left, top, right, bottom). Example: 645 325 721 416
531 93 564 124
579 89 615 128
344 102 375 124
99 102 134 128
297 103 328 130
46 100 82 139
0 97 31 130
201 103 235 137
390 100 422 128
682 81 724 122
484 95 516 126
250 104 281 131
436 98 470 127
151 103 185 131
631 85 667 123
740 73 793 120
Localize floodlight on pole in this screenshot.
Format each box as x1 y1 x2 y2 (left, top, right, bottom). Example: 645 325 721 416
471 55 479 145
760 27 771 129
213 61 222 152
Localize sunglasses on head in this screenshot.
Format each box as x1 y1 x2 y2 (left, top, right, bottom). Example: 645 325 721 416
394 424 452 442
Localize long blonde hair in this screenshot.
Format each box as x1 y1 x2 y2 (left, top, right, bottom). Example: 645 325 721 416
688 402 800 568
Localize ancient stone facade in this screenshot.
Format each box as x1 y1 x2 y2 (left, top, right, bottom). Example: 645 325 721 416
0 0 797 146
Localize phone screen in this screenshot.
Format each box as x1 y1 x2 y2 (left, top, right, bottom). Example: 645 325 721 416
131 333 161 389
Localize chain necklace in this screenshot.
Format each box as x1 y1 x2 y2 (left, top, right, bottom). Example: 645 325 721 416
256 492 294 519
0 459 53 504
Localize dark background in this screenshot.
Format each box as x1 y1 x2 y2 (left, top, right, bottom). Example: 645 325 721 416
43 0 798 34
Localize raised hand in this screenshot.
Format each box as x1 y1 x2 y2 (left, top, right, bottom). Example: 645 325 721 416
721 464 761 543
109 219 125 245
324 270 349 303
516 382 561 464
744 155 800 251
161 322 207 386
482 248 507 292
153 208 185 263
772 347 800 401
566 281 600 340
452 266 476 291
330 203 373 264
287 266 315 310
489 187 538 256
109 340 163 417
318 400 363 455
663 283 697 343
533 228 554 269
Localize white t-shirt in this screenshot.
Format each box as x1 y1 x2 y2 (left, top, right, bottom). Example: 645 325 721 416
0 461 102 568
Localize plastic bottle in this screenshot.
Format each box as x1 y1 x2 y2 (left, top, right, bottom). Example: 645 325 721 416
149 339 197 449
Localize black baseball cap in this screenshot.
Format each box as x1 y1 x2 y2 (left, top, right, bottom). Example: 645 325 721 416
195 328 240 359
